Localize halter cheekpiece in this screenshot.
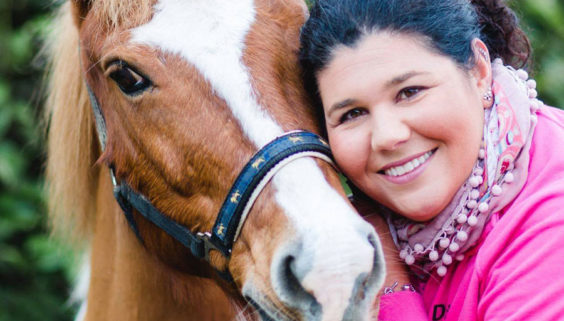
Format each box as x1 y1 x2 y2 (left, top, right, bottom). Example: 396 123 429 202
85 85 334 277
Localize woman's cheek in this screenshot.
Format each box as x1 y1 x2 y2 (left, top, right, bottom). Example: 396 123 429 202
331 130 367 179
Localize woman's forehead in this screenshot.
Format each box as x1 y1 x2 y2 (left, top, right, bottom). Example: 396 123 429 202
318 33 454 96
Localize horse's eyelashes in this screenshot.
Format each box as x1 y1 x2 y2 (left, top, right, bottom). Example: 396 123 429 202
108 62 152 96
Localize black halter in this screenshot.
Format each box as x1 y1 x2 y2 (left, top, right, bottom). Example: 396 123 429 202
86 86 334 274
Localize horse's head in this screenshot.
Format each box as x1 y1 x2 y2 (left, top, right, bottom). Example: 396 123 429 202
65 0 385 319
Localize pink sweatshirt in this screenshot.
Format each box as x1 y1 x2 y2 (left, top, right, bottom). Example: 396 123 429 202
378 105 564 321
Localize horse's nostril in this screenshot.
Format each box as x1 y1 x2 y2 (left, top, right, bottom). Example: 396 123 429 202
272 248 321 319
271 229 385 320
282 255 303 294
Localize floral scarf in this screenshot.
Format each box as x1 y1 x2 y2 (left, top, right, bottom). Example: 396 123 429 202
384 59 542 277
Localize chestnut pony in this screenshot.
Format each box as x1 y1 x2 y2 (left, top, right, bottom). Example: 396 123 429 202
45 1 385 320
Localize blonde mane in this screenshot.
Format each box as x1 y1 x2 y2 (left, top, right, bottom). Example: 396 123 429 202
44 0 154 240
91 0 155 30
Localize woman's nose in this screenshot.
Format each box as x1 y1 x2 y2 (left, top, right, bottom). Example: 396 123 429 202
370 108 410 151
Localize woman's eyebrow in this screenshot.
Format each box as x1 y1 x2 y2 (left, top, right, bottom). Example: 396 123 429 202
329 98 358 115
386 71 429 87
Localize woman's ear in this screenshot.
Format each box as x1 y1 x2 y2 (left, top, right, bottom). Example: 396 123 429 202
70 0 93 28
470 38 493 109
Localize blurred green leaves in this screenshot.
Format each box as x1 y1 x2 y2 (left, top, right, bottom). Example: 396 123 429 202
1 1 76 321
516 0 564 107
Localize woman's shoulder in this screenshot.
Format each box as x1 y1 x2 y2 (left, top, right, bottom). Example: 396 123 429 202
520 104 564 190
534 105 564 141
474 106 564 273
500 104 564 227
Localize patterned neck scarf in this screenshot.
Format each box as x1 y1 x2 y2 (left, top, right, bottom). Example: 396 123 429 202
383 60 542 277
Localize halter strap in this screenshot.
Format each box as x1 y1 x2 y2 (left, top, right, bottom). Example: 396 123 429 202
209 131 333 257
85 86 334 272
86 84 107 151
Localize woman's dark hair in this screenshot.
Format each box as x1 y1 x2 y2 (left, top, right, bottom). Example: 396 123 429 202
299 0 531 129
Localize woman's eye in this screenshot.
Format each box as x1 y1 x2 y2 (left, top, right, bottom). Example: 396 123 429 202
108 61 152 96
339 108 367 124
397 87 423 101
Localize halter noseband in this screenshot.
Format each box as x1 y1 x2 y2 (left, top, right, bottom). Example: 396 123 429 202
86 85 335 275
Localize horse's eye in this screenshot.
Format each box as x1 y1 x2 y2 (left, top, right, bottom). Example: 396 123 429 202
108 61 152 96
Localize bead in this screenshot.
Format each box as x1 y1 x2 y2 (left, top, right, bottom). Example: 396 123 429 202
527 79 537 89
531 114 538 124
492 184 502 196
469 176 481 187
414 243 424 253
478 202 489 213
470 189 480 200
437 265 447 277
467 200 477 209
517 69 528 80
449 242 460 252
439 238 450 249
457 231 469 242
399 249 408 259
505 172 515 183
528 89 538 99
474 167 484 175
531 100 540 112
405 254 415 265
429 250 439 261
457 214 468 224
442 253 453 265
456 254 465 261
478 149 486 159
468 215 478 226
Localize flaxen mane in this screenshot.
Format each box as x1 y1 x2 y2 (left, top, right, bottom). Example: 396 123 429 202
44 0 154 240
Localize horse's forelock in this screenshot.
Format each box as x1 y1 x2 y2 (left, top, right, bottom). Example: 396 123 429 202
90 0 155 31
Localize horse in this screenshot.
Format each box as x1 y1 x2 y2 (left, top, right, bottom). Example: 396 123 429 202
44 1 385 320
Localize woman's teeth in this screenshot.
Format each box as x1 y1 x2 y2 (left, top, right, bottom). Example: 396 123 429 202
384 150 434 177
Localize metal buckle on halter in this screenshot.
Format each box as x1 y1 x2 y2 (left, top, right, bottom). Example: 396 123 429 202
196 232 234 282
196 232 231 262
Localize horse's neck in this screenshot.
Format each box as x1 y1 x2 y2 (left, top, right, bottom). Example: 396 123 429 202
84 170 236 321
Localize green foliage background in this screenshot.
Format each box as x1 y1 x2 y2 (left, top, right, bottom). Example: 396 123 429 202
1 0 79 320
0 0 562 320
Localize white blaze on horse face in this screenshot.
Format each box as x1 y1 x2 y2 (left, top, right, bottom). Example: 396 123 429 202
132 0 282 146
131 0 382 319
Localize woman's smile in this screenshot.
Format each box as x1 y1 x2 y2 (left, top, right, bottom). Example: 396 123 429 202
380 148 436 177
379 148 437 184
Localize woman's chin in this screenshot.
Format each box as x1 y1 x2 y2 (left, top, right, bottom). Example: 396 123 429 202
391 200 446 222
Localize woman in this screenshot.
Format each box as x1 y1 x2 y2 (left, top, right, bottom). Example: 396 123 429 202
299 0 564 320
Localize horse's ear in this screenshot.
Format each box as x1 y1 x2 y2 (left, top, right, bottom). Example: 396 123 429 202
70 0 93 27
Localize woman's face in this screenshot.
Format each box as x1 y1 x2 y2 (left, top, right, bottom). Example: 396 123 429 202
318 32 491 221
